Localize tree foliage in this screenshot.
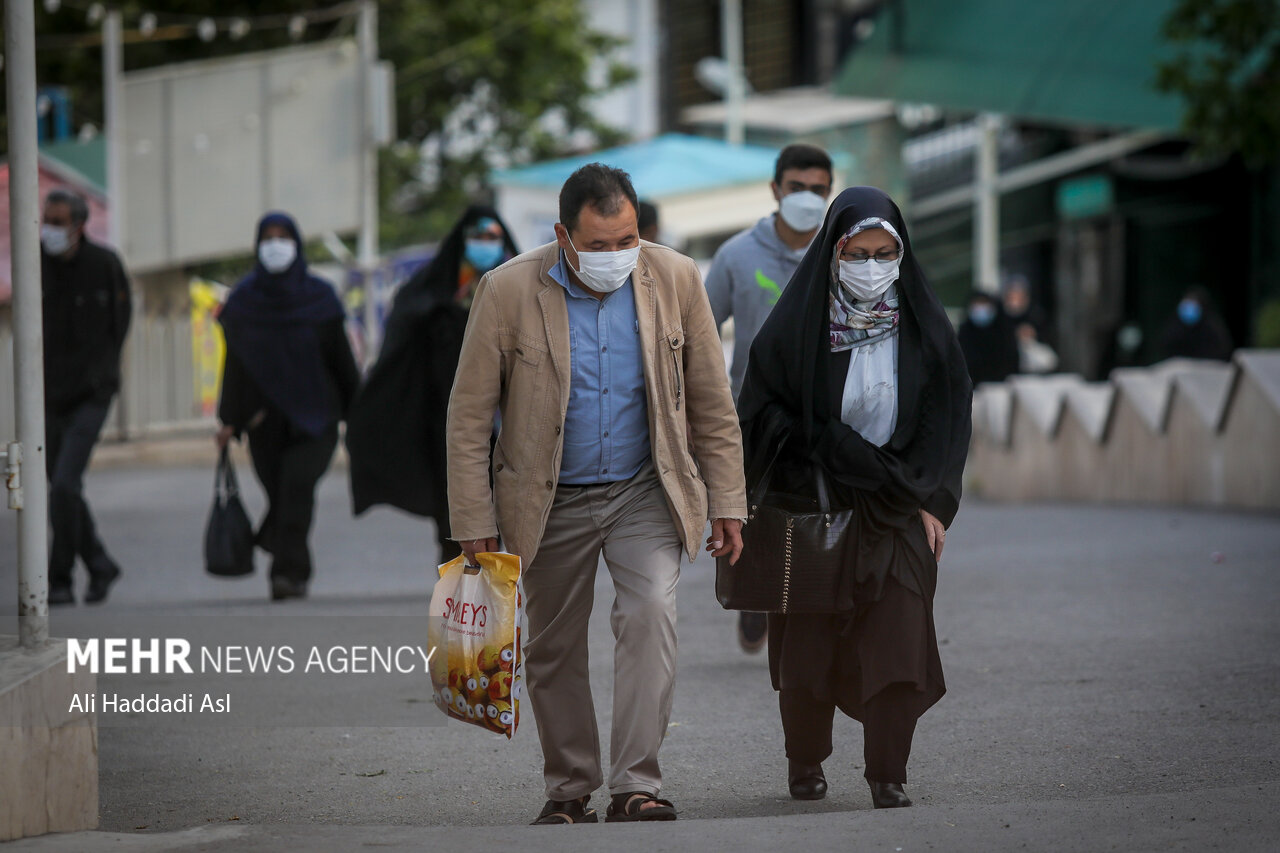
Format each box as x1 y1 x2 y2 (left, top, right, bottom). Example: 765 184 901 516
377 0 633 246
1155 0 1280 166
4 1 633 247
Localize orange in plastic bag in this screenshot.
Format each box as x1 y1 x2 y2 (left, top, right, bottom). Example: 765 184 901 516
428 552 524 738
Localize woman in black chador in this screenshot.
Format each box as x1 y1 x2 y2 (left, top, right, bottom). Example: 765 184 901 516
216 212 360 601
346 206 517 561
737 187 972 808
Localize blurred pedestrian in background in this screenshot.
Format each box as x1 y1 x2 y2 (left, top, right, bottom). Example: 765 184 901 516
704 142 833 655
346 206 518 562
40 188 131 606
706 144 834 402
736 186 971 810
638 199 660 243
1002 274 1058 373
215 212 359 601
1015 321 1059 374
1001 274 1048 342
1160 286 1233 361
957 290 1019 385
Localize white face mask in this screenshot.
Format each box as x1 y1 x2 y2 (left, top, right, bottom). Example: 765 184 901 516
258 238 298 273
838 257 901 303
778 191 827 233
567 237 639 293
41 224 72 256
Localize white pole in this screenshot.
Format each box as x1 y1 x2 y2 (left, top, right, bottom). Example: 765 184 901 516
102 8 132 438
975 112 1001 294
721 0 744 145
5 0 51 648
357 0 381 362
103 9 124 252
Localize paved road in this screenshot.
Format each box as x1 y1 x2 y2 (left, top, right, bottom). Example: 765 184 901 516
2 464 1278 851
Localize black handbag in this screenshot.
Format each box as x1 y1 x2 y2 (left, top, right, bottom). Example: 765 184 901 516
716 446 852 614
204 445 255 577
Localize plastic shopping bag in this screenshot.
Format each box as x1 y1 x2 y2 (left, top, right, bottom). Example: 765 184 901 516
427 552 524 738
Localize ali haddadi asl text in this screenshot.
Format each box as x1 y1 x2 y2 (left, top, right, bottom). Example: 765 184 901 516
68 692 230 715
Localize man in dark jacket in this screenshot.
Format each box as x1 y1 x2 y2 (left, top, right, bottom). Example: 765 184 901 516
40 188 131 605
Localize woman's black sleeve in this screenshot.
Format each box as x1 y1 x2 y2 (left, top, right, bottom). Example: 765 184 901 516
321 317 362 418
921 342 973 528
217 350 255 432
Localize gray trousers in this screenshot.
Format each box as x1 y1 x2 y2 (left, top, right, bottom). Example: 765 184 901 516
523 462 684 800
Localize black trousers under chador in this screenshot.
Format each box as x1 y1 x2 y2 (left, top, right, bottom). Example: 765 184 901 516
46 398 115 588
246 417 338 584
780 684 919 784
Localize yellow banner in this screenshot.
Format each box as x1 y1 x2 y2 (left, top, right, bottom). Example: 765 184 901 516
189 279 226 419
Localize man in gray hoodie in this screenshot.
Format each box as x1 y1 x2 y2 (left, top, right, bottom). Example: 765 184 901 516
706 144 834 403
704 143 833 654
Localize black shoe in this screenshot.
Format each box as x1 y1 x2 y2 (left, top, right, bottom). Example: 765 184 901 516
738 611 768 654
530 795 597 825
48 584 75 606
84 562 121 604
868 780 912 809
270 576 308 601
788 760 827 800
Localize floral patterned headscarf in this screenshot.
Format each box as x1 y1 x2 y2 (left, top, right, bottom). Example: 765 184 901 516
828 217 902 352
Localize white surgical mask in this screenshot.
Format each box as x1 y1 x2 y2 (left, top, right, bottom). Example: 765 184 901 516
258 238 297 273
838 257 901 303
778 191 827 233
41 224 72 256
567 237 639 293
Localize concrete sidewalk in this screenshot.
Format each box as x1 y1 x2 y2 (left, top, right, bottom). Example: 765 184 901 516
1 465 1278 851
8 784 1278 853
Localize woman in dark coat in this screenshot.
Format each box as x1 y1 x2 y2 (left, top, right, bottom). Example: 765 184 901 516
345 205 517 562
957 290 1020 384
736 187 972 809
216 212 360 601
1160 286 1234 361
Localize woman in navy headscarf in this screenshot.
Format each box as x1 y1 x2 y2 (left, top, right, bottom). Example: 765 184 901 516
216 212 360 601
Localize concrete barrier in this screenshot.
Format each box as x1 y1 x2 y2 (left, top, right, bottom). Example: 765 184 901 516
0 637 98 841
966 351 1280 510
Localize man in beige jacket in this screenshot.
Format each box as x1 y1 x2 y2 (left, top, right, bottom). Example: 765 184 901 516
446 164 747 824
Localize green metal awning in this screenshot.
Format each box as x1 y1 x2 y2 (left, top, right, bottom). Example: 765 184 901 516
833 0 1185 131
39 137 107 195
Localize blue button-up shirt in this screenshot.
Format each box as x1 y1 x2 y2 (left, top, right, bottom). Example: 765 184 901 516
550 251 651 485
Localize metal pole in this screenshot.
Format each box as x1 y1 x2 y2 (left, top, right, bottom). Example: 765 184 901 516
103 8 132 438
721 0 744 145
5 0 51 648
974 112 1001 294
357 0 381 362
104 10 124 252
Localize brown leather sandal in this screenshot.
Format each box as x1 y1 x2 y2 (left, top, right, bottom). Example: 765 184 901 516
530 795 598 825
605 792 677 822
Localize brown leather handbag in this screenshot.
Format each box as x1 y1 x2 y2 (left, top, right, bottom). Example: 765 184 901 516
716 450 851 614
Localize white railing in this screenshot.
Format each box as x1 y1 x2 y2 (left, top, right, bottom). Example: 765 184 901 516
0 313 213 443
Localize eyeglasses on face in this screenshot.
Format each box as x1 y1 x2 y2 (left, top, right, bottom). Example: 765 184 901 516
840 250 900 264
